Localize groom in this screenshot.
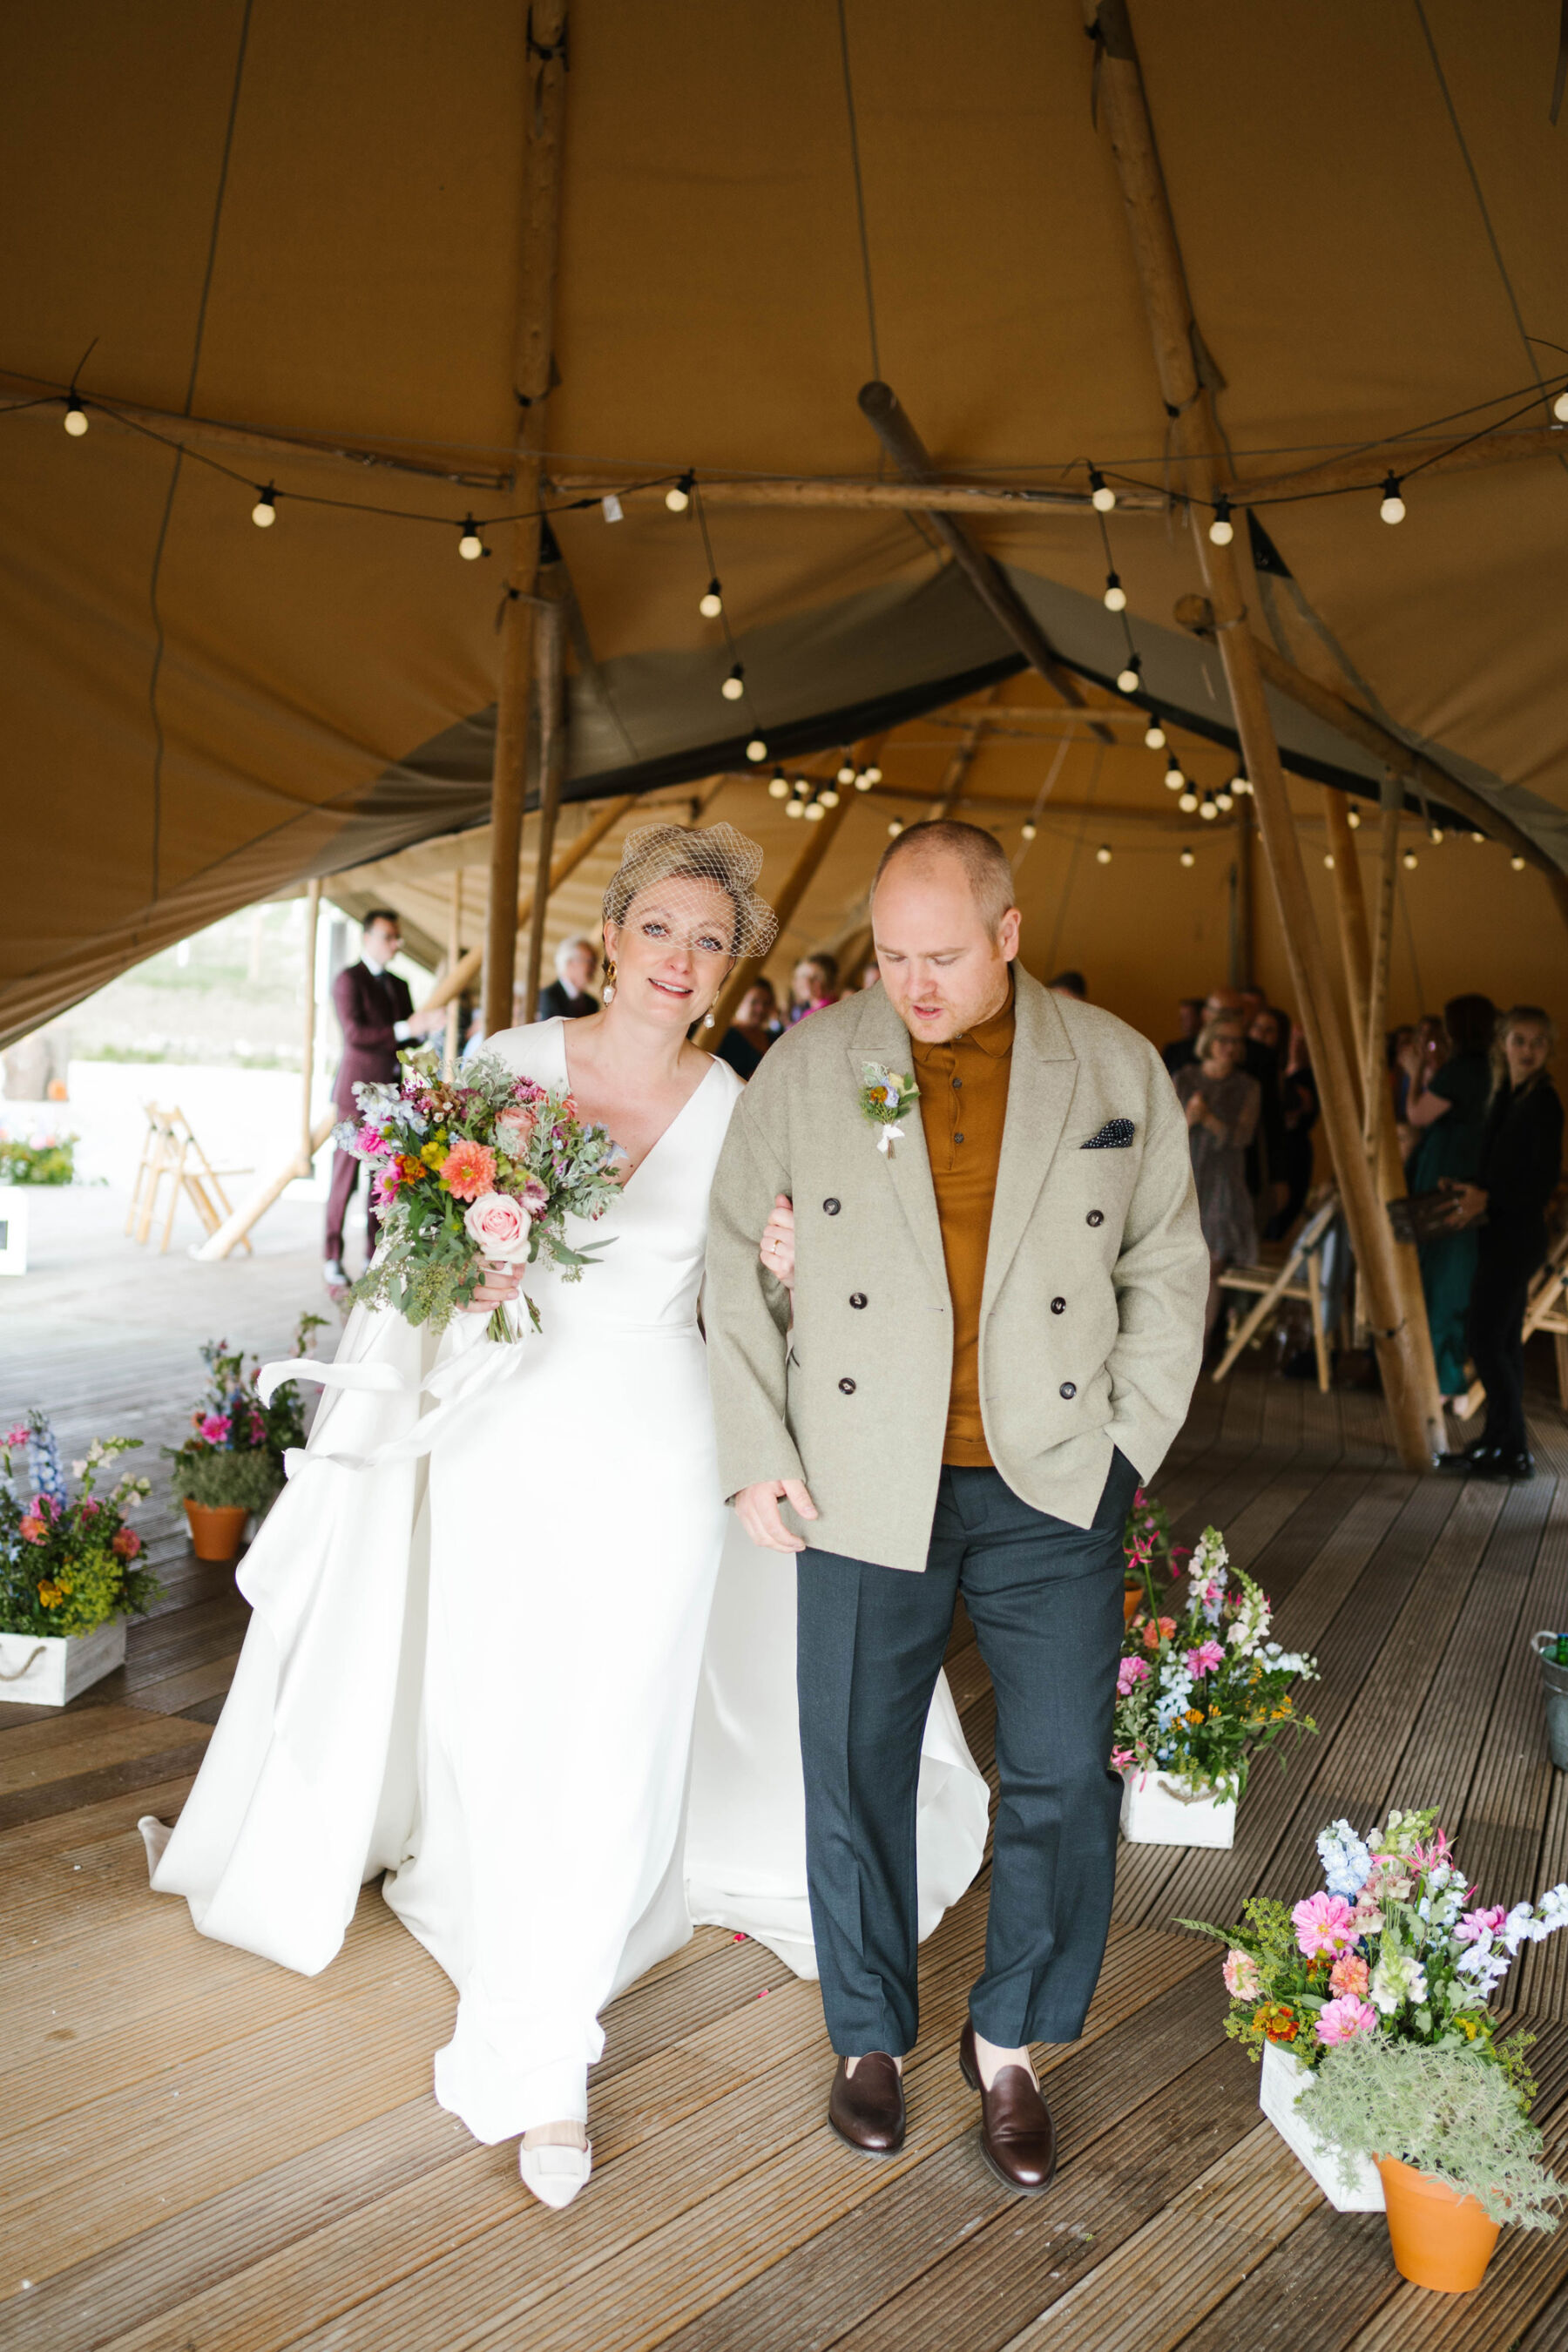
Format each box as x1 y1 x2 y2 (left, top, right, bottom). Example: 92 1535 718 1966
706 821 1206 2193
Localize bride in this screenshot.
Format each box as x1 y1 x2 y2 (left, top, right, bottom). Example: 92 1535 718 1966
144 822 987 2211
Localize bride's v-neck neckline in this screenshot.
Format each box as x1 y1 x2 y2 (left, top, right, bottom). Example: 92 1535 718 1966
557 1022 720 1192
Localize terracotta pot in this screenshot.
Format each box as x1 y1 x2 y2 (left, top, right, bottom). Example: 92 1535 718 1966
183 1500 249 1562
1376 2157 1499 2293
1123 1584 1143 1625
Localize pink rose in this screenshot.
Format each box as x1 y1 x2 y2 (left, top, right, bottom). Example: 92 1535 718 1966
1328 1952 1369 1997
495 1107 537 1158
1222 1949 1261 1999
463 1193 533 1262
1315 1994 1378 2046
1292 1891 1359 1958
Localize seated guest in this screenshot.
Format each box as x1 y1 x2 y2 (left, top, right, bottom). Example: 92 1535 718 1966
1173 1011 1261 1344
1406 993 1496 1401
1267 1013 1318 1237
1047 969 1087 1000
1163 996 1205 1073
788 952 839 1024
537 935 599 1021
718 978 782 1081
858 958 881 991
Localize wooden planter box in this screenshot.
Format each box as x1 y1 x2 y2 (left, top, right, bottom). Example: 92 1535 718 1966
1260 2040 1384 2212
0 1619 126 1707
1119 1766 1236 1848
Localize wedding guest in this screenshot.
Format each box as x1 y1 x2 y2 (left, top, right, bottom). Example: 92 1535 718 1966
1173 1011 1260 1341
717 977 782 1081
537 936 599 1023
324 911 437 1291
1438 1007 1562 1482
1405 994 1496 1400
1270 1016 1319 1237
788 953 839 1024
1162 997 1204 1074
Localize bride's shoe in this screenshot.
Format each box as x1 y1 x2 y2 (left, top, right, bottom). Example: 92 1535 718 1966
518 2138 592 2210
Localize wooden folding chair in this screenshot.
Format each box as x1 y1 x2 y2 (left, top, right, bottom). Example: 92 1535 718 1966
1211 1194 1342 1393
127 1104 252 1253
126 1103 174 1240
1450 1225 1568 1422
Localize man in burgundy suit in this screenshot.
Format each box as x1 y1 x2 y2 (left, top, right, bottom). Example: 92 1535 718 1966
324 909 436 1288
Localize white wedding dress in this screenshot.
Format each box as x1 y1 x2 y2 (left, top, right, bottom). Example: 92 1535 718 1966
145 1019 987 2140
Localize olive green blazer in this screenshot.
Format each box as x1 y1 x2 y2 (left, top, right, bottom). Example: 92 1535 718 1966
705 965 1208 1573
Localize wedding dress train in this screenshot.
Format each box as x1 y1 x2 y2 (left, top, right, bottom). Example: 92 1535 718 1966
145 1019 988 2141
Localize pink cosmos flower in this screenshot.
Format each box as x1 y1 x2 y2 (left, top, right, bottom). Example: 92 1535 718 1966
1186 1640 1225 1679
1456 1904 1509 1947
1328 1952 1369 1997
18 1516 44 1544
1315 1994 1378 2046
1117 1655 1151 1696
1292 1891 1359 1958
441 1139 497 1202
199 1415 231 1444
495 1106 537 1158
112 1527 142 1560
1222 1949 1261 1999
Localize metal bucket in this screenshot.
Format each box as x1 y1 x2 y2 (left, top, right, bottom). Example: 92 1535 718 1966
1533 1632 1568 1771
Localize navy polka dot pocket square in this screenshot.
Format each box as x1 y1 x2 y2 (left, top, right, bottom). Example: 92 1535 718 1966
1081 1118 1135 1150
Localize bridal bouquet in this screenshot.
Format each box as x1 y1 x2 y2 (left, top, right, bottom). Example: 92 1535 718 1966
337 1051 625 1341
1113 1524 1317 1801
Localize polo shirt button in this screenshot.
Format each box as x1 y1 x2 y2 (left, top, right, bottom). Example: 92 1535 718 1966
1059 1381 1077 1400
849 1293 867 1308
839 1377 856 1395
1051 1296 1066 1314
823 1198 841 1215
1086 1209 1104 1227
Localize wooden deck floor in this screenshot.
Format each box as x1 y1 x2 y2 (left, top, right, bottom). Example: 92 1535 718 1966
4 1203 1568 2350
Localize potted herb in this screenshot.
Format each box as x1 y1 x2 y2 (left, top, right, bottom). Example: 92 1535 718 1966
0 1413 157 1705
166 1318 322 1560
1191 1808 1568 2279
1113 1525 1316 1848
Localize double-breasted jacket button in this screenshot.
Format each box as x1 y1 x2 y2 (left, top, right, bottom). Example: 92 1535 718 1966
823 1197 841 1215
849 1293 867 1309
954 1132 965 1145
839 1376 857 1395
1059 1381 1077 1400
1086 1208 1104 1227
1051 1296 1066 1315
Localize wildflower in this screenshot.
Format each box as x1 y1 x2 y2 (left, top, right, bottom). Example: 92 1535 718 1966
1142 1613 1177 1652
37 1579 64 1607
199 1415 232 1445
112 1527 142 1560
18 1516 44 1544
1186 1639 1224 1680
440 1139 497 1201
1291 1891 1359 1958
1328 1952 1369 1998
1316 1820 1374 1900
1315 1994 1378 2046
1222 1949 1261 1999
1254 2002 1299 2044
1110 1745 1136 1769
1116 1654 1150 1696
3 1424 29 1448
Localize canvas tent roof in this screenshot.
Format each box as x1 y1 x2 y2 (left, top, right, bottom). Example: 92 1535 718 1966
4 0 1568 1046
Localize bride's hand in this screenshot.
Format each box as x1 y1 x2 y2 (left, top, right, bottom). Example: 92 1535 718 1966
760 1193 795 1290
466 1258 523 1313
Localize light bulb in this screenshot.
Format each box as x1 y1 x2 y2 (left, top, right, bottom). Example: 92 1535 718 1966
251 484 277 527
1095 842 1112 864
1090 468 1116 513
1402 849 1418 869
1144 720 1166 749
1380 472 1405 525
1103 572 1126 612
1511 853 1526 870
818 786 841 808
785 796 805 819
458 517 483 560
1323 852 1335 869
862 763 882 784
1021 821 1037 841
803 799 825 821
1200 797 1219 821
1231 774 1250 795
1346 802 1362 829
1164 760 1184 791
63 395 88 437
699 579 723 618
1556 390 1568 422
1429 824 1443 844
1179 848 1195 868
767 770 789 799
1179 789 1199 813
837 760 856 785
665 482 691 513
746 737 767 763
1116 661 1140 694
720 666 745 701
854 771 875 791
1470 829 1485 844
1215 789 1233 813
887 819 903 837
1208 496 1233 546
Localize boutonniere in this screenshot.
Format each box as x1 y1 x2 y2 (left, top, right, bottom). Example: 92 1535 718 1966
859 1061 919 1158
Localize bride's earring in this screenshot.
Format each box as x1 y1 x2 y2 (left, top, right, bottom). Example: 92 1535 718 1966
703 1010 716 1030
602 959 617 1005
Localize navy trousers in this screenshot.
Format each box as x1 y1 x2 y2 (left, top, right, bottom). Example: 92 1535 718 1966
796 1450 1136 2058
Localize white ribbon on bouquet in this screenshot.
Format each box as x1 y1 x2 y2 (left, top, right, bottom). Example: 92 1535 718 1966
260 1294 533 1477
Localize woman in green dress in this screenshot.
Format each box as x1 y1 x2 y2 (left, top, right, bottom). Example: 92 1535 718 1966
1405 994 1496 1399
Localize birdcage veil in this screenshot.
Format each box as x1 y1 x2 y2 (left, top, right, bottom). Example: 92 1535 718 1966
601 822 779 958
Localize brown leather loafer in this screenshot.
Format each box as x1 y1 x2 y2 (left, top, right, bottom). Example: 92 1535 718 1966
828 2053 906 2155
959 2021 1056 2194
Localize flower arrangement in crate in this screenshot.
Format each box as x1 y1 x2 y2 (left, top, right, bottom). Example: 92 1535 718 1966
165 1315 327 1517
0 1412 156 1639
1186 1809 1567 2281
1114 1524 1318 1810
0 1130 78 1186
337 1051 625 1340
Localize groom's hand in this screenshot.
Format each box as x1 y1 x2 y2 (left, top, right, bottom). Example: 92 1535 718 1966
736 1477 819 1552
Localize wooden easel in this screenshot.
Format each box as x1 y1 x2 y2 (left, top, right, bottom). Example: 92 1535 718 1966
1212 1194 1342 1394
1450 1227 1568 1421
126 1103 252 1254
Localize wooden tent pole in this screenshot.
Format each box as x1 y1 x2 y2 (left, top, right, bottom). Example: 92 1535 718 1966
547 470 1165 517
521 581 567 1024
300 878 321 1170
483 0 568 1042
1223 422 1568 506
1089 0 1436 1468
443 873 463 1078
1323 791 1371 1074
710 796 853 1037
422 794 635 1017
1231 801 1255 987
1365 793 1402 1152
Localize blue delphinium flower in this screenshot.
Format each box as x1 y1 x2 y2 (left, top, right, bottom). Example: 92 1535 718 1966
1154 1660 1194 1733
27 1409 67 1513
1316 1818 1373 1899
